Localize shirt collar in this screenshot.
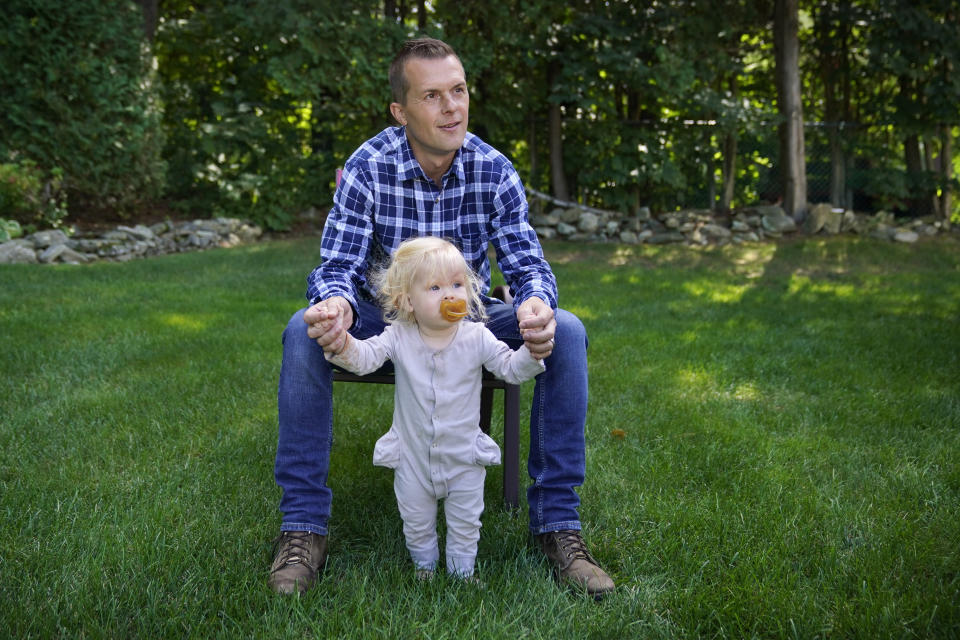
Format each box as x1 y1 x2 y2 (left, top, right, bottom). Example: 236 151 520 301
397 127 465 186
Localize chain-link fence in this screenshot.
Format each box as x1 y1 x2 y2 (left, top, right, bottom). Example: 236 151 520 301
710 121 956 218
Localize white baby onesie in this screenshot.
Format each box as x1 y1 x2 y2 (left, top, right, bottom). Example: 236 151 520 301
327 320 544 575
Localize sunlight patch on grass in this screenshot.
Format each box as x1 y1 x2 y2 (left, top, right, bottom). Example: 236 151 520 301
608 245 639 266
153 312 212 332
674 366 717 396
787 275 858 299
681 279 749 303
731 245 776 278
565 304 598 321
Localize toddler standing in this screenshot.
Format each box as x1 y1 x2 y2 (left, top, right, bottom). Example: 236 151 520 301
317 236 545 579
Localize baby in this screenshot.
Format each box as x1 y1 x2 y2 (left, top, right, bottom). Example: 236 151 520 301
317 236 544 579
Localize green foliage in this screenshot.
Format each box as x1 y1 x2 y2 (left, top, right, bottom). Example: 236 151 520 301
0 158 68 231
3 0 954 224
0 0 166 216
155 0 404 230
0 219 24 241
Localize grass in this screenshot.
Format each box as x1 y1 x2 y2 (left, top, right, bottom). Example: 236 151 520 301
1 234 959 638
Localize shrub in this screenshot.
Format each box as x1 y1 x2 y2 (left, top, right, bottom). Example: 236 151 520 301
0 0 165 217
0 159 68 231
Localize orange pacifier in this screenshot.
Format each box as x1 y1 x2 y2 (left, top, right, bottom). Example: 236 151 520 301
440 299 468 322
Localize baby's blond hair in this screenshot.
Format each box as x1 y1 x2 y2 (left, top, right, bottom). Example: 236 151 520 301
373 236 486 325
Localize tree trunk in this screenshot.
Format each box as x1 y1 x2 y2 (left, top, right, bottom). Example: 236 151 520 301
417 0 427 30
941 124 953 228
547 62 569 202
721 132 737 212
829 134 846 207
528 117 539 193
774 0 807 218
816 0 850 208
137 0 158 41
904 132 924 215
774 0 807 222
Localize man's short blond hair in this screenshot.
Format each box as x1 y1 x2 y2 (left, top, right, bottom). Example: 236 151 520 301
389 38 461 105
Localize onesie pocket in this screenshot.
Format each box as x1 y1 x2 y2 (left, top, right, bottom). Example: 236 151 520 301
372 428 401 469
473 432 502 466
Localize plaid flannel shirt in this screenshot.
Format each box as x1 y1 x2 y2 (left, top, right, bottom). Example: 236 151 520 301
307 126 558 332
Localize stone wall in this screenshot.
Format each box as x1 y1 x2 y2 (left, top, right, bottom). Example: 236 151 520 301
1 201 954 266
0 218 263 265
530 200 951 246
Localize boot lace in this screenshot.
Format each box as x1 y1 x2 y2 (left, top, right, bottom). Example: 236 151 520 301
272 531 316 568
553 530 597 563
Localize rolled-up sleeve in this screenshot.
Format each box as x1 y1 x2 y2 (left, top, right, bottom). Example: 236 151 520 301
306 165 375 320
490 169 558 310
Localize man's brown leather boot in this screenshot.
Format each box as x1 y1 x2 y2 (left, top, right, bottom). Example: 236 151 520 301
537 529 615 599
268 531 327 595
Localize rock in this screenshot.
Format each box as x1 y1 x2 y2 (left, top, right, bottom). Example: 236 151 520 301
577 212 600 234
0 240 38 264
531 212 560 227
29 229 69 249
624 216 645 233
619 231 639 244
39 243 91 264
534 226 557 240
893 229 919 243
38 244 68 263
823 208 844 235
636 206 651 222
556 222 577 237
804 203 832 234
841 210 861 233
116 224 155 241
761 207 797 233
700 223 731 239
869 224 893 241
647 231 685 245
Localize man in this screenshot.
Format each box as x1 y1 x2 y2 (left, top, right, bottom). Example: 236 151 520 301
270 37 614 597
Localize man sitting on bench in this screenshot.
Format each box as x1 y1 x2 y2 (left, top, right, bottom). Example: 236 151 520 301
269 37 614 598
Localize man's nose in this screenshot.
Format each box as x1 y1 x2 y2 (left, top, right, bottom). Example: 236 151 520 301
440 92 459 112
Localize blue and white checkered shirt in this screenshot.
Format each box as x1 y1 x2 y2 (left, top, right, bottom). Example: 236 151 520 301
307 126 558 331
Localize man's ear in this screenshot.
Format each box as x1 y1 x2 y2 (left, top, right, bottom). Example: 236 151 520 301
390 102 406 126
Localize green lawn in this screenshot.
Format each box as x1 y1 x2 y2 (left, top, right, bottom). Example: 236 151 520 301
2 235 958 639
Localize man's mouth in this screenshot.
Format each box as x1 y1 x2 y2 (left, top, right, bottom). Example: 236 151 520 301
439 121 460 131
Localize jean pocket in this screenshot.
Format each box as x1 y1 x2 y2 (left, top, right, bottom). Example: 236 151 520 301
372 428 401 469
473 432 502 466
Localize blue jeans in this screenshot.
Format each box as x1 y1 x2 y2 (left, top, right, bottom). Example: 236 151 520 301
275 299 588 536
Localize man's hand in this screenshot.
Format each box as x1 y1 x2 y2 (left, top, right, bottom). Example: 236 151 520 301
517 296 556 360
304 296 354 355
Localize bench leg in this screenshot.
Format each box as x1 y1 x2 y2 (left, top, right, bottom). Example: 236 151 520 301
503 384 520 509
479 386 493 434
